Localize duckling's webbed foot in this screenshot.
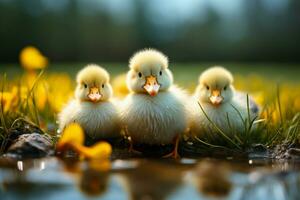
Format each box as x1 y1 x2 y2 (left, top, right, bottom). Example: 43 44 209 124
162 136 180 159
128 136 142 155
162 149 179 159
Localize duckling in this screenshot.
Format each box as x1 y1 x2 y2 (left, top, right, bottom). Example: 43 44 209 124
189 66 259 137
120 49 188 158
58 64 120 142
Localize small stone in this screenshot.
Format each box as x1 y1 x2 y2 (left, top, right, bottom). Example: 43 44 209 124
252 144 267 152
6 133 54 158
287 148 300 156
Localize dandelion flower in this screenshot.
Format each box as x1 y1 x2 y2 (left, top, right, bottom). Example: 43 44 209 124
20 46 48 70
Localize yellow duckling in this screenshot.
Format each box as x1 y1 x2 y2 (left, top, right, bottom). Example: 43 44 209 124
120 49 188 158
58 64 120 141
189 66 259 137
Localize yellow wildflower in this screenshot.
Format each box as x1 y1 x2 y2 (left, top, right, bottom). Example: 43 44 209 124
0 92 14 113
271 110 280 123
57 123 112 160
46 73 73 113
20 46 48 70
294 97 300 111
48 93 71 113
34 82 48 111
252 92 265 106
111 73 129 98
0 87 18 113
22 71 37 89
57 123 84 150
76 142 112 160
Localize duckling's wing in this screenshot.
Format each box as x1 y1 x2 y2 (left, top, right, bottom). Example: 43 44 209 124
234 91 260 116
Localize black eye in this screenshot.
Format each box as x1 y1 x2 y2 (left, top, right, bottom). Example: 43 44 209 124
159 71 162 76
84 84 87 88
138 72 142 78
206 85 209 90
102 84 105 88
224 86 227 90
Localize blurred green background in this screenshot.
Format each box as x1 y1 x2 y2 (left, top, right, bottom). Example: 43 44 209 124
0 0 300 63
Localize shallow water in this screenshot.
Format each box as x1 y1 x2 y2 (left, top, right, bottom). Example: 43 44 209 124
0 157 300 200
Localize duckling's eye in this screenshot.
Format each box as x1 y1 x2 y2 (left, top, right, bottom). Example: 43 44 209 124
206 85 209 90
159 71 162 76
138 72 142 78
224 86 227 90
84 84 87 88
102 84 105 88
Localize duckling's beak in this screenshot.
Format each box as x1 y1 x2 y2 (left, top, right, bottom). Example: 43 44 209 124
88 87 102 102
210 90 223 105
143 75 160 96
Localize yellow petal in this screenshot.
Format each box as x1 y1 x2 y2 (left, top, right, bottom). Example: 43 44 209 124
20 46 48 70
34 83 47 111
76 142 112 160
57 123 84 150
0 90 17 113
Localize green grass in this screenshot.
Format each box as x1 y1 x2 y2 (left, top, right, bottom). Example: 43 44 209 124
189 88 300 156
0 63 300 157
0 71 47 154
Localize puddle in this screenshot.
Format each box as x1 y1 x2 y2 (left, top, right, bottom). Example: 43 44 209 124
0 157 300 200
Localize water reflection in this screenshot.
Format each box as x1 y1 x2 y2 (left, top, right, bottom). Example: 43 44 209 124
194 160 232 198
60 157 111 197
238 171 300 200
79 169 109 196
1 157 300 200
118 160 187 200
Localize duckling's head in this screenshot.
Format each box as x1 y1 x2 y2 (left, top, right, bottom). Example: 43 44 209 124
196 66 234 106
75 64 113 103
126 48 173 96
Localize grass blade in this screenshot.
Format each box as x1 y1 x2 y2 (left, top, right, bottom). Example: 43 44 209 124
266 128 281 146
28 70 44 96
253 119 266 125
194 136 233 151
198 102 241 149
31 94 40 127
0 74 8 134
276 84 283 126
226 112 234 135
230 103 247 128
230 103 248 135
246 94 251 126
25 70 44 112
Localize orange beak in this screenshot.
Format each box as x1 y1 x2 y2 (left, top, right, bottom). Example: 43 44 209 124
88 87 102 102
143 75 160 96
210 90 223 105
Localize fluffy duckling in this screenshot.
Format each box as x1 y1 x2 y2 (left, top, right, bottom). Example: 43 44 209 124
189 66 259 137
120 49 188 157
59 64 120 141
